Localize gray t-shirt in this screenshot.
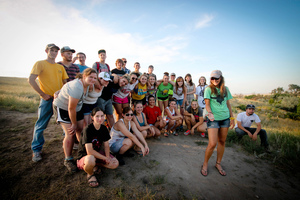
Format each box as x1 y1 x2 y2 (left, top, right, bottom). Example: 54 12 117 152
53 79 89 112
92 62 110 73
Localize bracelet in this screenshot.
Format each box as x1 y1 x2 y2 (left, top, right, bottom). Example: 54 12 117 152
230 117 235 120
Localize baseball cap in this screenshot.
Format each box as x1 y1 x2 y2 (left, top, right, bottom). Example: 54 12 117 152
171 73 176 76
210 70 222 78
98 72 111 81
61 46 75 53
45 43 60 50
246 104 255 109
98 49 106 54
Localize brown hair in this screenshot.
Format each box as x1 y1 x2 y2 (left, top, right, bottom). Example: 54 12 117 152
209 75 226 98
174 76 186 95
122 107 133 114
198 76 207 86
75 68 97 79
185 73 194 86
115 58 124 67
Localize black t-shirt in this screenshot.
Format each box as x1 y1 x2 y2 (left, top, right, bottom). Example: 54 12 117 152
111 68 126 76
187 106 203 122
77 123 111 160
100 81 120 100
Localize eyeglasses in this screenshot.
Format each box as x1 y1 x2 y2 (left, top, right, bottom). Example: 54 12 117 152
211 77 220 81
125 113 134 116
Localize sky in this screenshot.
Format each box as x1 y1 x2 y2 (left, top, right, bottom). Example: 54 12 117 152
0 0 299 94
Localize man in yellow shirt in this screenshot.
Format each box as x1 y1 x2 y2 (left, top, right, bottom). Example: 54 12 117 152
29 44 69 162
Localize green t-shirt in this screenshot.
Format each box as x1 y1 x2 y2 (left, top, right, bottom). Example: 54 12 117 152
157 83 173 98
168 80 175 95
204 86 232 121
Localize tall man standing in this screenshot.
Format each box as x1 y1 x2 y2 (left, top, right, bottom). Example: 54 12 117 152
122 58 130 74
92 49 110 74
235 104 269 151
58 46 79 82
29 44 69 162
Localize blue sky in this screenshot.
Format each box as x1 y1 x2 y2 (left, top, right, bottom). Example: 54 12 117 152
0 0 299 94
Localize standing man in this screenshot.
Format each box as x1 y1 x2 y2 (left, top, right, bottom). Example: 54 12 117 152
147 65 157 80
29 44 69 162
122 58 131 74
130 62 143 77
58 46 79 82
72 52 89 73
92 49 110 74
235 104 269 151
168 72 176 99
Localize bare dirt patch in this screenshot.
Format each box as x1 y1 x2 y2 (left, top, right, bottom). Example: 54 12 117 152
0 109 299 199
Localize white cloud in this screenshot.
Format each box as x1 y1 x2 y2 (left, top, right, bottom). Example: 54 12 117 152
195 14 214 29
0 0 186 77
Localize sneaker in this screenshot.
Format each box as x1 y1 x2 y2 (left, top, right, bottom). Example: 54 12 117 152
73 143 78 150
64 159 77 173
201 132 206 138
32 151 42 162
184 130 191 136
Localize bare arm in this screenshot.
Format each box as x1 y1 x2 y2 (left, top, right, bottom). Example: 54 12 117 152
237 121 252 139
67 96 79 135
131 122 149 155
132 114 150 132
181 86 187 108
192 117 204 130
226 99 234 129
205 99 214 121
86 143 108 161
28 74 52 100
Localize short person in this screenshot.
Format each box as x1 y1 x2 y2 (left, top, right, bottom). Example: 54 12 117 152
109 107 150 165
235 104 269 151
77 107 119 188
163 98 183 136
184 99 207 136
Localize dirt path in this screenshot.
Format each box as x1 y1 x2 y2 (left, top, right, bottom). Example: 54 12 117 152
0 110 299 199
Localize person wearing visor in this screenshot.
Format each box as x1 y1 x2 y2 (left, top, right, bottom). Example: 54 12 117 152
235 104 269 151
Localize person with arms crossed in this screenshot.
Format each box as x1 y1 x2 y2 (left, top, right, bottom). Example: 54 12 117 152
29 43 68 162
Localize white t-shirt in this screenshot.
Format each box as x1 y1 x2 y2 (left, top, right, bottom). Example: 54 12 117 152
114 80 139 99
195 85 207 109
53 79 89 112
235 112 261 128
173 86 184 100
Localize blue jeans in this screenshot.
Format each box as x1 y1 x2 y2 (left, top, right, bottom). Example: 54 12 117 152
31 98 53 152
235 127 269 147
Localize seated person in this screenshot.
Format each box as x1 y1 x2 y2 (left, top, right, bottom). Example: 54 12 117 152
184 99 207 136
163 98 183 136
235 104 269 151
143 95 166 135
109 107 150 165
77 107 119 188
133 101 160 139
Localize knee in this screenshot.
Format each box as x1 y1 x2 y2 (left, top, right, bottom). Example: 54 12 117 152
110 157 119 169
207 142 217 150
124 139 133 147
84 155 96 167
141 131 147 138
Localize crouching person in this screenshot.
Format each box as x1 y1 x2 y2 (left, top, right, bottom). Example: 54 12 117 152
77 107 119 188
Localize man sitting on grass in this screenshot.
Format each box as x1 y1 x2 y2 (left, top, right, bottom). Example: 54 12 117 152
235 104 270 152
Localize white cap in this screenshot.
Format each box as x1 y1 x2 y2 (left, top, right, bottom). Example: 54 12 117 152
98 72 111 81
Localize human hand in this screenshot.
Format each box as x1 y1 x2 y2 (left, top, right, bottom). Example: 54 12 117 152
230 119 235 129
144 146 150 155
252 133 258 141
208 113 214 121
41 93 52 101
53 90 60 99
247 131 253 139
105 156 111 164
150 127 155 136
191 128 195 135
67 124 77 135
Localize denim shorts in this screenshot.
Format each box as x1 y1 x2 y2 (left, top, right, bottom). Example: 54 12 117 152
82 103 97 115
177 99 183 106
110 138 125 153
207 118 230 129
97 98 113 115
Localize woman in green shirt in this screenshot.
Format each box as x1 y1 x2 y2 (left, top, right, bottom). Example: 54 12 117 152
200 70 234 177
156 72 174 115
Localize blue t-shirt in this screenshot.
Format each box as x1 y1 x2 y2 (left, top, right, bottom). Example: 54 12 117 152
76 64 89 73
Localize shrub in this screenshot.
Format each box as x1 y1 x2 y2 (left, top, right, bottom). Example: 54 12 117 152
236 104 246 111
245 95 256 99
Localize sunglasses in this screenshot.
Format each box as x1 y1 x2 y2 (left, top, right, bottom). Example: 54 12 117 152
192 99 198 102
211 77 220 81
125 113 134 116
124 61 127 63
131 77 137 80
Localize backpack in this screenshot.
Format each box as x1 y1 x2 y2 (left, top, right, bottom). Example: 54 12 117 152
96 62 110 73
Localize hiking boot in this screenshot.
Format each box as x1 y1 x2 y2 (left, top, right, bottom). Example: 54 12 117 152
116 154 125 166
32 151 42 162
64 159 77 173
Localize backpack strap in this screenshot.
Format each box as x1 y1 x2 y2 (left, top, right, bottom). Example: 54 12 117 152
96 62 110 73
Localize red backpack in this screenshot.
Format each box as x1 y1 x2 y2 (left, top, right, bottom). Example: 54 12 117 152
96 62 110 73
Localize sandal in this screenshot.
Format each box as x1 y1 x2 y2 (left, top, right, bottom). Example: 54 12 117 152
200 165 208 177
170 130 178 136
215 162 226 176
164 130 169 137
87 174 99 188
93 166 102 175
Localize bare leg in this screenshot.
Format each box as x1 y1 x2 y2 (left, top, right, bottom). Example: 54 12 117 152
113 103 123 121
119 138 134 154
61 123 74 158
185 116 192 130
106 114 115 129
202 128 218 173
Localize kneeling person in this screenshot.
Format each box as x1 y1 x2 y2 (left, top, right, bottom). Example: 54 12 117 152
77 107 119 188
235 104 269 150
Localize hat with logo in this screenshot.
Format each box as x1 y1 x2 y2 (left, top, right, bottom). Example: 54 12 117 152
98 72 111 81
45 43 60 50
61 46 75 53
171 73 176 76
210 70 222 78
246 104 255 109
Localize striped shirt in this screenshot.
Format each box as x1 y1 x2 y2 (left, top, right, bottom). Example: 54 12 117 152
57 62 80 82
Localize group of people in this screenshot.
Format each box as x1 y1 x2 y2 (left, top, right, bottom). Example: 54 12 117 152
29 43 269 187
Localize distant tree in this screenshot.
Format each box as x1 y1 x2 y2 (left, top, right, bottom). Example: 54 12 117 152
288 84 300 95
271 87 284 95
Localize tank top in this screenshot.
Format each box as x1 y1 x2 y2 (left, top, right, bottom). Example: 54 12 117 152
164 107 175 122
135 113 145 126
83 85 103 104
109 119 131 147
